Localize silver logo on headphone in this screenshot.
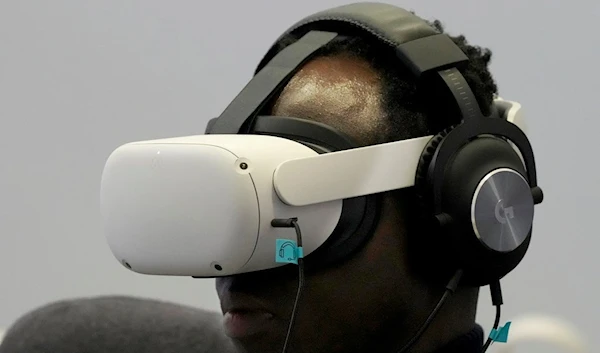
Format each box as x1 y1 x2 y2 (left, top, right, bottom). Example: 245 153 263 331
471 168 534 252
494 200 514 224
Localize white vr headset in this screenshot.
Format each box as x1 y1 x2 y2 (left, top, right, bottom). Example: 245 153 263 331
100 5 543 286
101 99 526 278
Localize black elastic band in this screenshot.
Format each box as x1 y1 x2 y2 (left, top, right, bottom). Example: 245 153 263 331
208 31 339 134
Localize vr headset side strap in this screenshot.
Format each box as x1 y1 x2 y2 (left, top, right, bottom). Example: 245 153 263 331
207 31 339 135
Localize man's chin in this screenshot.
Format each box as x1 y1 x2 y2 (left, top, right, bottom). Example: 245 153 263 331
228 329 288 353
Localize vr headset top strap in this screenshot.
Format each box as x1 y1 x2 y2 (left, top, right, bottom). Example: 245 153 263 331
208 31 338 135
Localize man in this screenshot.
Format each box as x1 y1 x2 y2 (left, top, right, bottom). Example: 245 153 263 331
216 4 498 353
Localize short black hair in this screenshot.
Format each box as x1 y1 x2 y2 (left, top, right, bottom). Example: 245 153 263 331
269 19 498 145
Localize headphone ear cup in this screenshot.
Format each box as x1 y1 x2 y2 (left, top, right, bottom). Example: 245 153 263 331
442 136 533 286
413 129 534 287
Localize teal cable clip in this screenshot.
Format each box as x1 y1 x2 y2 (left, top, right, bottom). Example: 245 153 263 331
275 239 304 265
489 321 511 343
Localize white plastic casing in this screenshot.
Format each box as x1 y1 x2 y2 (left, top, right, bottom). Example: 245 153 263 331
101 135 342 277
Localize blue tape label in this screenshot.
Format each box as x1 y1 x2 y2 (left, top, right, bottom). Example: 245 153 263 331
489 321 511 343
275 239 303 264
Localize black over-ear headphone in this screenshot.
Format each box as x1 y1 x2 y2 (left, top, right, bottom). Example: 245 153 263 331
206 3 543 287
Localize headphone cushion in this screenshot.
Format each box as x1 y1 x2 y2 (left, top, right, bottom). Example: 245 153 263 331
407 127 456 284
414 126 455 212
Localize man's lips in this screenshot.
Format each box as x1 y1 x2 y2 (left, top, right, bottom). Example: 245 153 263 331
222 309 275 339
220 294 277 339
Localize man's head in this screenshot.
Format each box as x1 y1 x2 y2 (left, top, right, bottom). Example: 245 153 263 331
216 18 498 353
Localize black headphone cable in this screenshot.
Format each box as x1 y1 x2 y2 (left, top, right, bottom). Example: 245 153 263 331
395 269 464 353
271 218 306 353
269 221 502 353
482 280 503 352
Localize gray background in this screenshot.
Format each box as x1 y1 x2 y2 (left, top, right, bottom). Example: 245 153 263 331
0 1 597 351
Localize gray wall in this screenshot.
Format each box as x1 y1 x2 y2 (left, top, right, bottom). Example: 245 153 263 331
0 0 597 350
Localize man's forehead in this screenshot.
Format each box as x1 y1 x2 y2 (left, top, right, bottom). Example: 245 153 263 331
270 54 386 145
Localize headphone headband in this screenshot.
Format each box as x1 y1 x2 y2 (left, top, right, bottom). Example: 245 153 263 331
256 3 468 77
